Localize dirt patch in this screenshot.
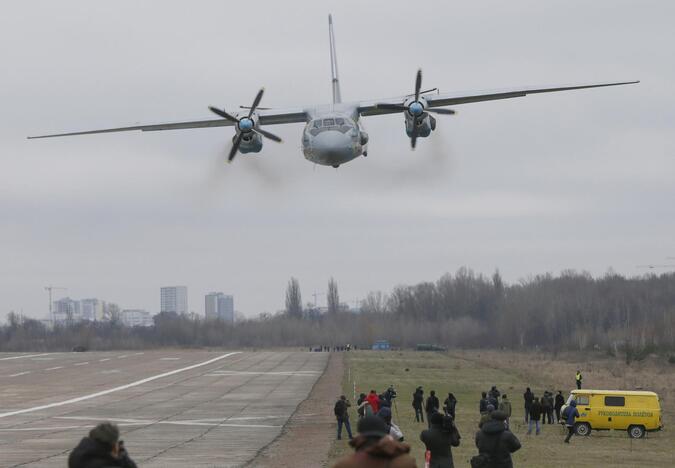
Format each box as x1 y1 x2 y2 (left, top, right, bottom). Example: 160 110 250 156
248 352 344 468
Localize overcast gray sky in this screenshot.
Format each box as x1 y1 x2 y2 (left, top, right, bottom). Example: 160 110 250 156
1 0 674 320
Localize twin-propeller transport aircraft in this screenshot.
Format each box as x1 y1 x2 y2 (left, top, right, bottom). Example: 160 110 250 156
28 15 638 168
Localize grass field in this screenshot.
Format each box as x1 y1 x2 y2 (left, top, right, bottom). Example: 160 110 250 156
328 350 674 467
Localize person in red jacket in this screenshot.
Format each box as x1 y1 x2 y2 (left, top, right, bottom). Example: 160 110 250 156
367 390 380 415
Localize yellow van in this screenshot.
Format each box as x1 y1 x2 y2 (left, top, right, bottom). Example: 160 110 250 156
562 389 662 438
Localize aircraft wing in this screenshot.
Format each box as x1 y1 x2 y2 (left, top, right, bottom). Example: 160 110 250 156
358 80 639 116
27 107 308 139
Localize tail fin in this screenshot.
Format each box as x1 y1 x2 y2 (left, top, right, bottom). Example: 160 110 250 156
328 14 341 104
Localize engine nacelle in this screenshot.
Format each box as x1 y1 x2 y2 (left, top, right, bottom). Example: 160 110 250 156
403 96 434 138
405 114 433 138
235 131 263 154
234 112 263 154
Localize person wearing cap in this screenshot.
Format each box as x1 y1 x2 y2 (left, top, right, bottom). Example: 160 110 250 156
420 412 460 468
332 415 418 468
377 406 404 441
68 422 137 468
474 410 521 468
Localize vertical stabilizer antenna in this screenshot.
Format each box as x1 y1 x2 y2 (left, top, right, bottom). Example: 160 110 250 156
328 14 342 104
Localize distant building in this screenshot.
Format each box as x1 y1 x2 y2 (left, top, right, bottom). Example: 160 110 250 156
204 292 234 323
53 297 81 323
80 298 104 321
161 286 188 315
120 309 153 327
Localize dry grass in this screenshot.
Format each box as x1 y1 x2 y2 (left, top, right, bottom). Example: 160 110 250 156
328 350 675 468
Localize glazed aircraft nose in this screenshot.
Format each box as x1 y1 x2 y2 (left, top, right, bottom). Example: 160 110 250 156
312 130 352 156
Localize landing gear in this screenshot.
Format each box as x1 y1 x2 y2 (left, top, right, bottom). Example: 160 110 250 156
363 151 368 157
332 164 340 168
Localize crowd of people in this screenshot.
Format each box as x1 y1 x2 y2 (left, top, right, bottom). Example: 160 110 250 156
334 380 582 468
334 384 522 468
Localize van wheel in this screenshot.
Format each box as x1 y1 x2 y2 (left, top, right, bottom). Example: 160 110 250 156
574 422 591 436
628 425 645 439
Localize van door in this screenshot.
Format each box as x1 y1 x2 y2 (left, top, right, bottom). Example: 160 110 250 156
575 394 592 424
603 395 628 430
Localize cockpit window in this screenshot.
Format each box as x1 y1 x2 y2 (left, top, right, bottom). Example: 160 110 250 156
335 118 345 125
313 120 322 129
323 118 335 126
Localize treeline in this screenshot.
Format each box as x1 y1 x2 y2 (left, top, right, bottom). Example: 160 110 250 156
2 269 675 353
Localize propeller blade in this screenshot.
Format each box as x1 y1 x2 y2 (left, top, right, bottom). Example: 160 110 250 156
375 103 408 111
208 106 239 123
253 127 282 143
240 105 271 110
411 133 418 149
248 88 265 118
426 108 456 115
228 133 244 162
420 87 438 95
414 69 422 102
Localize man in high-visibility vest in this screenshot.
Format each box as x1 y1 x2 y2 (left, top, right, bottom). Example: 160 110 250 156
575 370 582 389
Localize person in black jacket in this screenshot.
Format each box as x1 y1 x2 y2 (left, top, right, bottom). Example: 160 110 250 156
413 386 425 423
425 390 440 429
554 391 565 423
443 393 457 420
421 412 460 468
479 392 489 415
334 395 353 440
474 411 521 468
523 387 534 422
527 397 542 435
69 422 137 468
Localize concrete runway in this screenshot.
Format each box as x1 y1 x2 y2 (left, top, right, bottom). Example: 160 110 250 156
0 350 328 467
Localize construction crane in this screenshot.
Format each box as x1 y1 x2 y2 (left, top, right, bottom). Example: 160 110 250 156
45 286 67 324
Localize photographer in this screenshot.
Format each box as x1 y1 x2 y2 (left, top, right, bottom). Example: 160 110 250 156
384 385 397 403
69 422 137 468
420 412 461 468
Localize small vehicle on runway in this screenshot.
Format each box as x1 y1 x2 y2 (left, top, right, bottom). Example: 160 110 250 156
561 389 662 438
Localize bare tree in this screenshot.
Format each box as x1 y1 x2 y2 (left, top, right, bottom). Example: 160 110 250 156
327 277 340 314
285 277 303 318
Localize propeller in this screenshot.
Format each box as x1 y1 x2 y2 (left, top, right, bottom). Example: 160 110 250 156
375 69 455 148
208 88 282 162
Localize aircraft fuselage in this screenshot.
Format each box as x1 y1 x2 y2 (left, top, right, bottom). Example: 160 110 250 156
302 105 368 167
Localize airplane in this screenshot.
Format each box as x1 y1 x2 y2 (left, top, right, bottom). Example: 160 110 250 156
28 15 639 169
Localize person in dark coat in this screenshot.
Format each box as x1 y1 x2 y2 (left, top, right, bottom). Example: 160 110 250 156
527 397 542 435
332 415 418 468
541 392 554 424
443 393 457 420
523 388 534 422
479 404 495 428
69 422 137 468
335 395 354 440
479 392 489 415
563 400 580 443
412 387 425 423
554 391 565 423
425 390 440 429
474 411 521 468
357 393 367 419
420 412 460 468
